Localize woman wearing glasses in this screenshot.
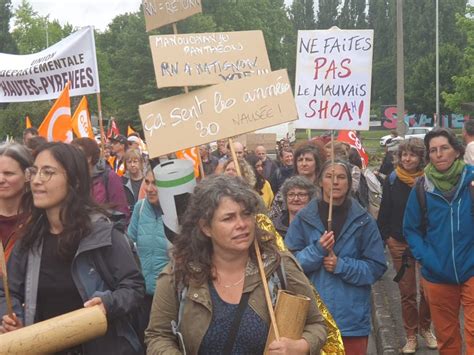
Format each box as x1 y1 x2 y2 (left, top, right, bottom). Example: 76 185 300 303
0 142 145 354
285 160 386 355
0 143 32 262
271 176 316 239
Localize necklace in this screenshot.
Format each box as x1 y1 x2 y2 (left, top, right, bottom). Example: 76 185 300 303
218 274 245 288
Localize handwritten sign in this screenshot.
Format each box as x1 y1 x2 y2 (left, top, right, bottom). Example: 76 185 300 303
142 0 202 32
149 31 271 88
139 69 297 158
294 29 374 131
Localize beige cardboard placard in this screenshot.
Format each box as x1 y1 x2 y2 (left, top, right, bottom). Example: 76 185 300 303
142 0 202 32
139 69 297 158
150 31 271 88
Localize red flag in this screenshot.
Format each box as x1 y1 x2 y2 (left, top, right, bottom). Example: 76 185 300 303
337 130 369 167
38 82 72 142
107 118 120 138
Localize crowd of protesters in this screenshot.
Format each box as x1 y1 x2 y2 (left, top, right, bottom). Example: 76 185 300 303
0 122 473 355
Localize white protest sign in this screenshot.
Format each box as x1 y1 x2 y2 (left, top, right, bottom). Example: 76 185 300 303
150 31 271 87
142 0 202 32
0 26 100 103
139 69 297 158
294 29 373 131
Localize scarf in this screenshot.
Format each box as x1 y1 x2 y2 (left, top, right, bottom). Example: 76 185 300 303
395 166 424 187
424 159 465 192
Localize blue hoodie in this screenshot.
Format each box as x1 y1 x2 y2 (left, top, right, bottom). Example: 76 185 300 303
285 198 386 336
403 165 474 284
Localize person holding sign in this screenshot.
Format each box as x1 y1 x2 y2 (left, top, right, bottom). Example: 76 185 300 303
145 175 327 354
285 160 386 355
0 142 145 354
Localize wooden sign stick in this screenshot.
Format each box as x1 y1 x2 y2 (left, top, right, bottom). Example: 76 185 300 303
0 242 13 318
328 131 336 258
172 22 204 179
227 137 280 341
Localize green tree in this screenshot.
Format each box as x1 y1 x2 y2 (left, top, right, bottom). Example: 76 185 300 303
317 0 340 29
290 0 316 30
442 5 474 113
0 0 17 53
12 0 73 54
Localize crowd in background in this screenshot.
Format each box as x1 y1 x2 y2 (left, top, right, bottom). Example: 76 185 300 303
0 121 473 355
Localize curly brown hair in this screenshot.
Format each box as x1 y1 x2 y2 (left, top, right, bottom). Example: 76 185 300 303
172 175 279 287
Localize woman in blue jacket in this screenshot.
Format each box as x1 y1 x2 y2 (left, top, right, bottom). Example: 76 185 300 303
403 128 474 354
286 160 386 355
128 167 170 315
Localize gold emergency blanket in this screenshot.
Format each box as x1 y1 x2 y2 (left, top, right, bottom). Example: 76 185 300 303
257 214 345 355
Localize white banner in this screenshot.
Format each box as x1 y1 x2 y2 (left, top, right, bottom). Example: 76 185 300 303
0 26 100 103
294 29 373 131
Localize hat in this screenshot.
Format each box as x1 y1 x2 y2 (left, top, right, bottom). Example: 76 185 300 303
127 136 140 143
110 134 128 145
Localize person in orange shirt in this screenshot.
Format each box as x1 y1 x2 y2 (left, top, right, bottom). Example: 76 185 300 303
108 135 128 177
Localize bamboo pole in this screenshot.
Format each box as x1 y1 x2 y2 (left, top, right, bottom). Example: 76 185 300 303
227 137 242 176
328 131 335 233
0 242 13 318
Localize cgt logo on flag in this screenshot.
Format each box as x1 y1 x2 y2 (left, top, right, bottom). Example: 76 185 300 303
38 82 73 143
176 147 200 178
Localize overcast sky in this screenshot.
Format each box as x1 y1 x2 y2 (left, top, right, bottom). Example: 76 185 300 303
11 0 294 32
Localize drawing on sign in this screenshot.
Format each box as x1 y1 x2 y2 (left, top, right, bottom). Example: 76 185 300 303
149 31 271 87
139 70 297 158
294 30 374 131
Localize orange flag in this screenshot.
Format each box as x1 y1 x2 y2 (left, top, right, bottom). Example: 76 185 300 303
127 125 136 136
176 147 200 178
25 116 32 128
38 83 73 142
71 96 94 139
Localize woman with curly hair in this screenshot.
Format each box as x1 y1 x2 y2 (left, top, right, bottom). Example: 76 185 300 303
145 175 327 354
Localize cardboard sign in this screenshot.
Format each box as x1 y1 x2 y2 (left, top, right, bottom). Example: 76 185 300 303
142 0 202 32
139 69 297 158
0 27 100 103
149 31 271 87
294 29 374 131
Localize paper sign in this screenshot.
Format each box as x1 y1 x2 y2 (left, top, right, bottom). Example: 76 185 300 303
142 0 202 32
139 69 297 158
294 29 374 131
150 31 271 87
0 27 100 103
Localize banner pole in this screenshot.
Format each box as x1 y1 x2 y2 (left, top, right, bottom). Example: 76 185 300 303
96 93 106 154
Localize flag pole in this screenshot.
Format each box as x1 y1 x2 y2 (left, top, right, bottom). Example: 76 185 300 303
96 93 106 154
0 242 14 318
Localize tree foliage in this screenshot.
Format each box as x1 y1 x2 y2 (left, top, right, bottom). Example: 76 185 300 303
0 0 17 53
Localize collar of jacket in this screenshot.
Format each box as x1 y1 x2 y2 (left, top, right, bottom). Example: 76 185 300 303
298 197 369 235
424 165 474 197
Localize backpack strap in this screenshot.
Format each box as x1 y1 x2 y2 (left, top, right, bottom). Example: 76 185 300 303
415 176 427 235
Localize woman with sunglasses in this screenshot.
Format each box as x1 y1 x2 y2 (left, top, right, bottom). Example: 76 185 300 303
0 142 145 354
0 143 32 262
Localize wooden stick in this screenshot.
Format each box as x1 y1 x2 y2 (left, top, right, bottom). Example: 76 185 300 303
227 138 242 176
96 92 106 154
254 241 280 341
328 131 335 233
227 137 279 340
0 242 13 318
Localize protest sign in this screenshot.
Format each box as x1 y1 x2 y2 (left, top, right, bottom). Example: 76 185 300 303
294 29 373 131
142 0 202 32
149 31 271 87
0 27 100 103
139 69 297 158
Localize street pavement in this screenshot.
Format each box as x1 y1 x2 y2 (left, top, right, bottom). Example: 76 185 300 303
370 248 439 354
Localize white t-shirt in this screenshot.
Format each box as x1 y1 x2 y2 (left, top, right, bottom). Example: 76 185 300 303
464 141 474 165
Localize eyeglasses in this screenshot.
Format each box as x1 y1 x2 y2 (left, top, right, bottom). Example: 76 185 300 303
25 167 63 182
287 192 310 200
